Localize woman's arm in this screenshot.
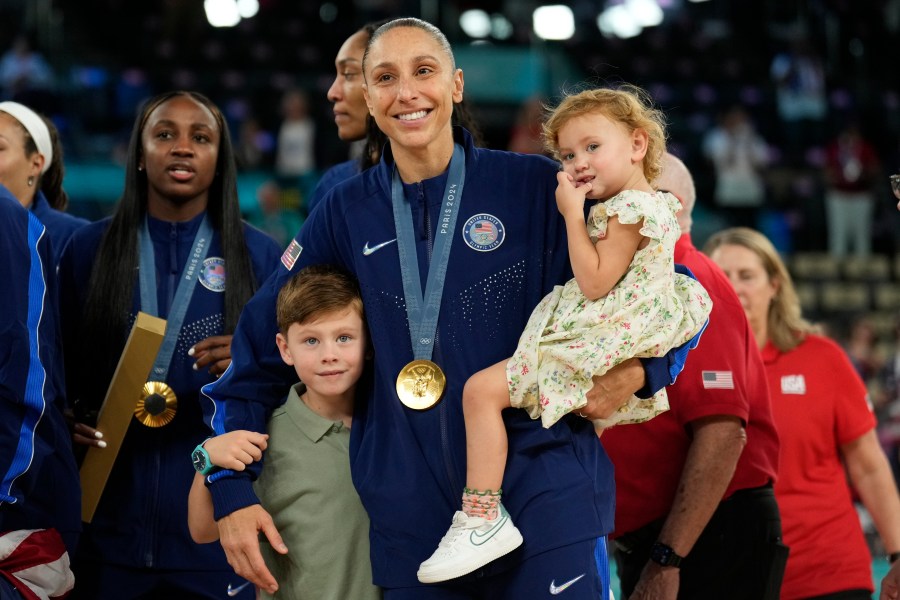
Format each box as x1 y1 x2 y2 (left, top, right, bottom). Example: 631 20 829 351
843 429 900 558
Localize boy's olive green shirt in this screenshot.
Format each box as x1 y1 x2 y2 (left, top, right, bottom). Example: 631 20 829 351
255 383 381 600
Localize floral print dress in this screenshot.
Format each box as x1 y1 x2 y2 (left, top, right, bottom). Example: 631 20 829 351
506 190 712 429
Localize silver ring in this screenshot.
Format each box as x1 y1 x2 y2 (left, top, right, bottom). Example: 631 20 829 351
578 412 587 418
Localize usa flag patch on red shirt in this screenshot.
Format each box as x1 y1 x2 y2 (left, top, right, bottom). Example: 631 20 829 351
280 239 302 270
701 371 734 389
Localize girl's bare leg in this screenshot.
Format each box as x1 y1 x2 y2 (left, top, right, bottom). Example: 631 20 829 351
463 360 513 493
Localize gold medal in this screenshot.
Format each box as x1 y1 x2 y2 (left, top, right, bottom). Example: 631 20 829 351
135 381 178 427
396 360 446 410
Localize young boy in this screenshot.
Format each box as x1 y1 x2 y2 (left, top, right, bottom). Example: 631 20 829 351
187 264 380 600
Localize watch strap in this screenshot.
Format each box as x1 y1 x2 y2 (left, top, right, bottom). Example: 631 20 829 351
192 440 218 475
650 541 684 568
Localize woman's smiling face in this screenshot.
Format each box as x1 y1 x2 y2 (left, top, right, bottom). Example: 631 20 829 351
362 25 463 157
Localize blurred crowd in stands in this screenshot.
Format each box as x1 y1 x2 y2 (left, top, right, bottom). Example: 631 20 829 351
2 2 900 487
0 3 897 244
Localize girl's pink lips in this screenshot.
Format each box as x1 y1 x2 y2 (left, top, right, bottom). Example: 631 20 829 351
574 176 594 188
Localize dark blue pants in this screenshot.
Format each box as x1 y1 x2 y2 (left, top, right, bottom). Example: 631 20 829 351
385 536 609 600
68 561 254 600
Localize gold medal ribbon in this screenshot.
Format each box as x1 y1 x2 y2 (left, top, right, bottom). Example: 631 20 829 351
137 216 212 427
390 144 466 410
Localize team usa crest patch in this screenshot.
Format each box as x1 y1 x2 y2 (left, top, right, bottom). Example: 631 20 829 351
780 374 806 395
199 257 226 292
462 213 504 252
281 239 303 270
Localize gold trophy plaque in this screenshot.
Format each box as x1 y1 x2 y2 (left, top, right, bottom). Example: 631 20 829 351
80 312 166 523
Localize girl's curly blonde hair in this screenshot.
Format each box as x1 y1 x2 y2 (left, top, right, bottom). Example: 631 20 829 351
542 84 667 184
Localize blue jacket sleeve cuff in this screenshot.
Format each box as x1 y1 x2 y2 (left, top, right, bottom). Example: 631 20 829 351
208 472 261 521
636 356 669 399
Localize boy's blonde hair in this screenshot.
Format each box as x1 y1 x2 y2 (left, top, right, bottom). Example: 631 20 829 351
276 264 364 334
542 84 667 184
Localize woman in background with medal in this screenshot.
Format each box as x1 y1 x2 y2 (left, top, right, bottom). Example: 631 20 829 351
58 91 281 599
199 18 693 599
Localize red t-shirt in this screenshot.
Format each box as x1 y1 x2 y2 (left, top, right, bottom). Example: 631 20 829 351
763 334 876 598
604 234 780 536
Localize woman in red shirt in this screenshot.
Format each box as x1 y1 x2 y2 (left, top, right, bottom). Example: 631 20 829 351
706 226 900 599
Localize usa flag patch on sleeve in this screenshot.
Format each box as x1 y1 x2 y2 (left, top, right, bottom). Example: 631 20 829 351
280 239 302 270
701 371 734 389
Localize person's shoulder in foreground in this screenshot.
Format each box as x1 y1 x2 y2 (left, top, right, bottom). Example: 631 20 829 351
0 184 81 600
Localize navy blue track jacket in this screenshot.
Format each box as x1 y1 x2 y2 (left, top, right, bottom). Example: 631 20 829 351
0 186 81 555
203 128 692 588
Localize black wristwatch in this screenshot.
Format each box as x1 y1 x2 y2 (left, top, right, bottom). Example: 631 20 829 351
191 439 218 475
649 541 684 568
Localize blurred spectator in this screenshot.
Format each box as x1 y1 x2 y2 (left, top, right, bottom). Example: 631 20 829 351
235 115 274 171
770 33 827 166
823 121 881 258
845 315 887 386
113 68 153 129
507 95 547 155
275 88 316 179
0 34 54 104
247 179 302 249
701 104 770 228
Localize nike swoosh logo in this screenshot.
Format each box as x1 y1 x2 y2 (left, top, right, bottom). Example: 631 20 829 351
227 581 252 597
549 573 586 595
362 238 397 256
469 513 509 546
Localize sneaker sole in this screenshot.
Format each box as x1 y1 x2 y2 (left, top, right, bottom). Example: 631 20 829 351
416 526 524 584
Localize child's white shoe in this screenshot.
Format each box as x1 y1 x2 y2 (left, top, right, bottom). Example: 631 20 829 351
417 503 523 583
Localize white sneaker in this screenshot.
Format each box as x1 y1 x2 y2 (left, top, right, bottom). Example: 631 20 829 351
417 503 523 583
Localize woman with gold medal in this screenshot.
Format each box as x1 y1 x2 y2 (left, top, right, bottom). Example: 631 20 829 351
58 91 281 599
199 18 698 599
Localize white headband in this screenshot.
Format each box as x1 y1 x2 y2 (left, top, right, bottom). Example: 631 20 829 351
0 101 53 174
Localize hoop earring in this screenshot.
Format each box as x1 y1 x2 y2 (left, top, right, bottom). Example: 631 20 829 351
27 176 35 187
